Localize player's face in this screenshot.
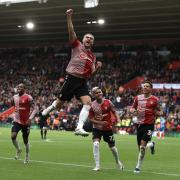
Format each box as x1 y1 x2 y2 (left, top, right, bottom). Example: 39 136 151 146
17 84 25 95
143 83 152 94
94 89 103 100
82 34 94 49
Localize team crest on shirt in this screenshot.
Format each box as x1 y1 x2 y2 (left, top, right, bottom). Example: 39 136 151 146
150 101 154 105
104 106 107 110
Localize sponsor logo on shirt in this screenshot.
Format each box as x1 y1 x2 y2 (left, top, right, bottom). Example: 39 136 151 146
79 53 92 62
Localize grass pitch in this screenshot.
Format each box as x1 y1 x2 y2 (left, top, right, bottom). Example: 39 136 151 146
0 128 180 180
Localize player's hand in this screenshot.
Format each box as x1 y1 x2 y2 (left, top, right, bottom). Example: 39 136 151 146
133 110 138 116
95 114 103 121
95 114 107 121
130 108 138 116
101 121 108 126
96 61 102 70
66 9 73 15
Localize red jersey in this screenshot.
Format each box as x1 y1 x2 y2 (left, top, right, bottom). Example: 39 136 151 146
66 39 96 79
89 98 117 131
132 94 159 125
13 93 33 125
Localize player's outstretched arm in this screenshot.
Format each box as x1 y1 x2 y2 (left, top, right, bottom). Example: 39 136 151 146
66 9 77 43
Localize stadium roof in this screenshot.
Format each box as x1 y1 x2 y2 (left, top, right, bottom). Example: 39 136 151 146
0 0 180 46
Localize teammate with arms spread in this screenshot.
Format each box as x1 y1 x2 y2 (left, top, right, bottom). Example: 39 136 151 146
11 83 37 164
42 9 102 136
89 87 124 171
130 80 163 173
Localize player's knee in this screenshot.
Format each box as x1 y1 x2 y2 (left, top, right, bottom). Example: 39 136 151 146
109 144 116 149
82 104 91 111
140 146 146 156
11 135 16 141
93 141 99 148
53 99 62 109
11 132 17 140
80 96 91 106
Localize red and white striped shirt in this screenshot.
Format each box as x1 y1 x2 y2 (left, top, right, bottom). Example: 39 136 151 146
12 93 34 125
66 39 96 79
89 99 117 131
132 94 159 125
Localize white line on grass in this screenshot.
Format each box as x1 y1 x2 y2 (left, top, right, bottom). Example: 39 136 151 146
0 156 180 177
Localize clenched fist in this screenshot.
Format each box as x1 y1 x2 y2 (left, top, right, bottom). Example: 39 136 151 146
66 9 73 15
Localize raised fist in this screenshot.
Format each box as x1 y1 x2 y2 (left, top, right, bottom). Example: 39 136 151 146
66 9 73 15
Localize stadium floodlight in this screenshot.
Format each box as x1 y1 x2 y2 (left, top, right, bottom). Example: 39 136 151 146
84 0 99 8
26 22 34 30
98 19 105 25
0 0 48 6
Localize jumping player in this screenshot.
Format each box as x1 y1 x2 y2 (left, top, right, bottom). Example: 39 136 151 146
42 9 102 136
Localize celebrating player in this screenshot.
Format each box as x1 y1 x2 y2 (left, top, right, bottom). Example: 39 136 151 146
89 87 124 171
42 9 102 136
130 80 163 173
11 83 37 164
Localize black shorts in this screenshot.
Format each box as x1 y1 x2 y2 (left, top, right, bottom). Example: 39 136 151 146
92 128 115 146
39 121 48 129
11 122 30 137
58 74 89 101
136 124 154 145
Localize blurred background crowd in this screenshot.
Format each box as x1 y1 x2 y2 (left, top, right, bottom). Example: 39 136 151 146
0 42 180 136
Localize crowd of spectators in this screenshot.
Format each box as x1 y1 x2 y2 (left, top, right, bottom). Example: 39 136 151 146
0 43 179 134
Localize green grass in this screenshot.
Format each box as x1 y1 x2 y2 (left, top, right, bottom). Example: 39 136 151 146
0 128 180 180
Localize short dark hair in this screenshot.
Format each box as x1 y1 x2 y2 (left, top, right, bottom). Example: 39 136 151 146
17 83 25 88
143 80 153 88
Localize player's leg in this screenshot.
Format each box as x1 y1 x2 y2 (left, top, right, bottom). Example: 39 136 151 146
43 126 48 139
74 78 91 136
104 131 124 170
146 141 155 154
22 126 30 164
92 128 101 171
75 95 91 136
42 98 62 116
11 122 22 159
134 139 147 173
134 125 153 173
42 75 73 116
40 127 43 139
134 125 144 173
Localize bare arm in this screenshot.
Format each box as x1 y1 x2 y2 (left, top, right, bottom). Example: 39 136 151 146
154 103 163 116
114 111 121 122
28 99 38 126
130 96 138 115
129 107 138 115
91 61 102 75
66 9 77 43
